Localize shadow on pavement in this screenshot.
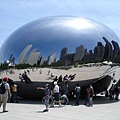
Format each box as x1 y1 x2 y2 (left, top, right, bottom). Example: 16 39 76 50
8 95 120 106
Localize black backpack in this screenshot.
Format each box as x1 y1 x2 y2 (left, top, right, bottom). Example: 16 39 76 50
0 83 6 94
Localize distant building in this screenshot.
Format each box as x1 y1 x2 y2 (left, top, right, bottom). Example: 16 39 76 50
27 51 41 65
103 37 113 60
111 40 119 60
39 56 44 66
60 47 68 61
64 53 74 63
18 44 32 64
47 53 56 65
94 42 105 61
73 45 85 62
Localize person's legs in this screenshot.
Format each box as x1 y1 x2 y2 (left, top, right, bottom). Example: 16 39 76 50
3 95 8 112
14 92 18 103
75 93 80 105
10 92 14 103
0 95 3 107
43 99 49 112
89 97 93 107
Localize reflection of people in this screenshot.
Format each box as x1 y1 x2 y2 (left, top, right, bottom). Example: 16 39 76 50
10 83 19 103
37 84 50 112
22 71 33 84
0 77 11 112
69 74 76 80
19 73 23 82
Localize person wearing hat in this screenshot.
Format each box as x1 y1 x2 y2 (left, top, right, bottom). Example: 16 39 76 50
37 84 50 112
0 77 11 112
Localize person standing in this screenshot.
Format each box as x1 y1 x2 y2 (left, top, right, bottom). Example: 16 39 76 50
89 85 94 107
37 84 50 112
52 82 61 107
0 77 11 112
10 83 19 103
74 84 81 106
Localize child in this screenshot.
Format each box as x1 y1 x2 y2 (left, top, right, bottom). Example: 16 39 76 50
37 84 50 112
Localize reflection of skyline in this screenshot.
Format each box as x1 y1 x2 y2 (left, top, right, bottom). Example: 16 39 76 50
1 17 120 64
8 37 120 66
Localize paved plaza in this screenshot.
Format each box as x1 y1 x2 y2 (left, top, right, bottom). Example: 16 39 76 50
0 96 120 120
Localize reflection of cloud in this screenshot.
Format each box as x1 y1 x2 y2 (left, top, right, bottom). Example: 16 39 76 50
66 18 94 29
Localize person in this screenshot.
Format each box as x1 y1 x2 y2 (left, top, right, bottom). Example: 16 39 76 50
64 74 71 82
69 74 76 80
62 81 68 96
114 85 119 100
109 84 115 100
89 85 94 107
47 70 50 75
39 69 42 74
74 84 81 106
19 73 24 82
27 69 30 75
58 75 63 83
84 87 90 105
52 82 61 107
0 77 11 112
22 71 33 84
37 84 50 112
10 83 19 103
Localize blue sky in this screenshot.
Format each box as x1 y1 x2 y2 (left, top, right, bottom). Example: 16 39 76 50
0 0 120 47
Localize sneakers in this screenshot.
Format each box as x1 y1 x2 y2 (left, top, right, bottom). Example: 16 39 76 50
3 110 9 112
50 105 54 108
43 109 49 112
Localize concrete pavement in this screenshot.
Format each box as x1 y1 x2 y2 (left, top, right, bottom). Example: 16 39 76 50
0 96 120 120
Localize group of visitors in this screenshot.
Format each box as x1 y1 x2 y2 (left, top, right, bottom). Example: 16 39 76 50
47 70 76 82
52 74 76 83
0 77 19 112
37 80 94 112
0 74 119 113
37 82 62 112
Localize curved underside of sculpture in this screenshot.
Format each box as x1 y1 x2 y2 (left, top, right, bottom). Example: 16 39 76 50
15 75 112 99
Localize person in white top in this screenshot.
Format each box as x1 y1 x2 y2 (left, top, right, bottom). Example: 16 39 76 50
52 82 61 107
74 83 81 106
0 77 11 112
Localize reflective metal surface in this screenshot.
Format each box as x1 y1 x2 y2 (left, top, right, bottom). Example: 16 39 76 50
0 16 119 63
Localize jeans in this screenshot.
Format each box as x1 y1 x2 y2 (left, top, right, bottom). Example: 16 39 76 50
11 92 18 102
75 92 80 105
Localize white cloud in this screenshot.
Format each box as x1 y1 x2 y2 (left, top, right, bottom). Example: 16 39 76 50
0 0 120 46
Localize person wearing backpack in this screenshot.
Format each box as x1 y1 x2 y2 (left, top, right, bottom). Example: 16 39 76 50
0 77 11 112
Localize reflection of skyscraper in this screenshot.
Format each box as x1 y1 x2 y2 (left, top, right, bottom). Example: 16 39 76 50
60 47 68 61
103 37 113 60
74 45 85 62
39 56 44 65
47 53 56 65
18 44 32 64
94 42 105 60
111 40 119 59
27 51 41 65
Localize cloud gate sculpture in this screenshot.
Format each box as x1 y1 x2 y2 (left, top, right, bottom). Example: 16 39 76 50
0 16 120 99
0 16 120 64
